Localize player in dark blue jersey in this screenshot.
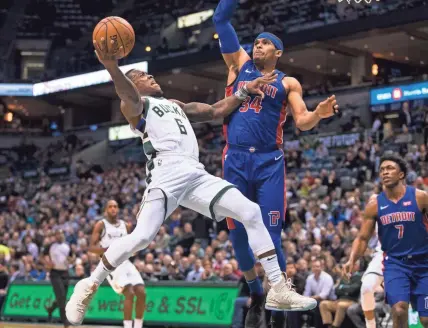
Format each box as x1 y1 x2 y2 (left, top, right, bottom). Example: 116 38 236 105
343 153 428 328
213 0 339 326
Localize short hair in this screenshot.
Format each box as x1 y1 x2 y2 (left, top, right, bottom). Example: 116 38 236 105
125 69 139 80
379 152 408 178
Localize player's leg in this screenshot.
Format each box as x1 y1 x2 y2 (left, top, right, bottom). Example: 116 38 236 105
122 285 135 328
223 149 263 294
228 223 265 327
361 273 384 328
125 262 146 328
133 284 146 328
66 188 171 325
254 151 287 272
181 173 316 311
383 256 411 328
254 152 287 326
412 259 428 328
222 149 264 327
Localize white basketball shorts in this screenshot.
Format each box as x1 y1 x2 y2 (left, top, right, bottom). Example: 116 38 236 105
143 155 235 221
106 260 144 294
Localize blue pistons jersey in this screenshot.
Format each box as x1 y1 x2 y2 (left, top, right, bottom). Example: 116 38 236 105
377 186 428 315
224 60 288 148
222 60 289 273
377 186 428 258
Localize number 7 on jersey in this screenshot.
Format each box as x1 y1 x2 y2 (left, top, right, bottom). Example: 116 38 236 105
395 224 404 239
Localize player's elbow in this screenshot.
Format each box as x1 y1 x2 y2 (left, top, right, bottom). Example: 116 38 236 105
211 107 224 120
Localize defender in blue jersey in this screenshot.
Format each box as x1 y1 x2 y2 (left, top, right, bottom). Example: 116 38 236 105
344 153 428 328
213 0 339 326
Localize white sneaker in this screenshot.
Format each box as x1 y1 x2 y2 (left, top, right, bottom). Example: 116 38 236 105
265 276 317 311
66 278 99 325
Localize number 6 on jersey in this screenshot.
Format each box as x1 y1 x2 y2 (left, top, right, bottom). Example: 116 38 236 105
175 118 187 135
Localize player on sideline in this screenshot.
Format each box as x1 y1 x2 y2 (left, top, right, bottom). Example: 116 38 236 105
65 37 318 326
343 153 428 328
89 200 146 328
359 230 384 328
213 0 339 325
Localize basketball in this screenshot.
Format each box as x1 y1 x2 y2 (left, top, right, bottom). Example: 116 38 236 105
93 16 135 59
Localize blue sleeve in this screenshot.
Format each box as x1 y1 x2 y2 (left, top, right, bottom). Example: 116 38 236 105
213 0 241 54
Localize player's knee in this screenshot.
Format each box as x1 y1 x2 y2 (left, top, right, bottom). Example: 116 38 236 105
134 285 146 299
122 286 135 299
238 201 261 227
392 303 408 318
361 280 375 295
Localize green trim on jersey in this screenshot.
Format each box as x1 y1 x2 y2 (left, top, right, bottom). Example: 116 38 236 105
143 97 150 119
143 140 156 157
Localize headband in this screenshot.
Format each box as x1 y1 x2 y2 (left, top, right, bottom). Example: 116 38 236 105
255 32 284 51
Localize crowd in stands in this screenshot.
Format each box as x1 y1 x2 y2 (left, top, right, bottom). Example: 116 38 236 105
0 116 427 326
4 0 425 81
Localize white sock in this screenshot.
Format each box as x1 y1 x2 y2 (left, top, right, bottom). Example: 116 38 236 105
259 255 282 285
365 318 376 328
124 320 133 328
89 261 111 285
134 318 143 328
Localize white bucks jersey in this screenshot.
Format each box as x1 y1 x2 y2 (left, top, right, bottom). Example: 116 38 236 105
374 223 382 252
132 96 199 160
99 219 128 248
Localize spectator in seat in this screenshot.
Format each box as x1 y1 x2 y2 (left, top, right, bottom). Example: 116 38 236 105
221 263 239 281
317 204 330 227
178 223 195 255
302 143 316 161
319 260 362 328
155 225 170 253
329 234 345 263
201 260 221 282
186 258 204 282
304 258 336 328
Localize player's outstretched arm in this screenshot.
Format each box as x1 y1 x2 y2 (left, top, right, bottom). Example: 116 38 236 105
172 72 277 122
342 196 377 279
88 221 107 256
213 0 250 74
285 77 339 131
92 40 143 124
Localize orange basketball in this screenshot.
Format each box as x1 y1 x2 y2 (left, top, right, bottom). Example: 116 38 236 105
93 16 135 60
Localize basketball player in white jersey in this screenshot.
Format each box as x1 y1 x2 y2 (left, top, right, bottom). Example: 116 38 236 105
347 194 384 328
359 225 384 328
66 38 317 326
89 200 145 328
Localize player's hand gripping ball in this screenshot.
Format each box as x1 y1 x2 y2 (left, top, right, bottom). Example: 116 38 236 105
92 16 135 60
